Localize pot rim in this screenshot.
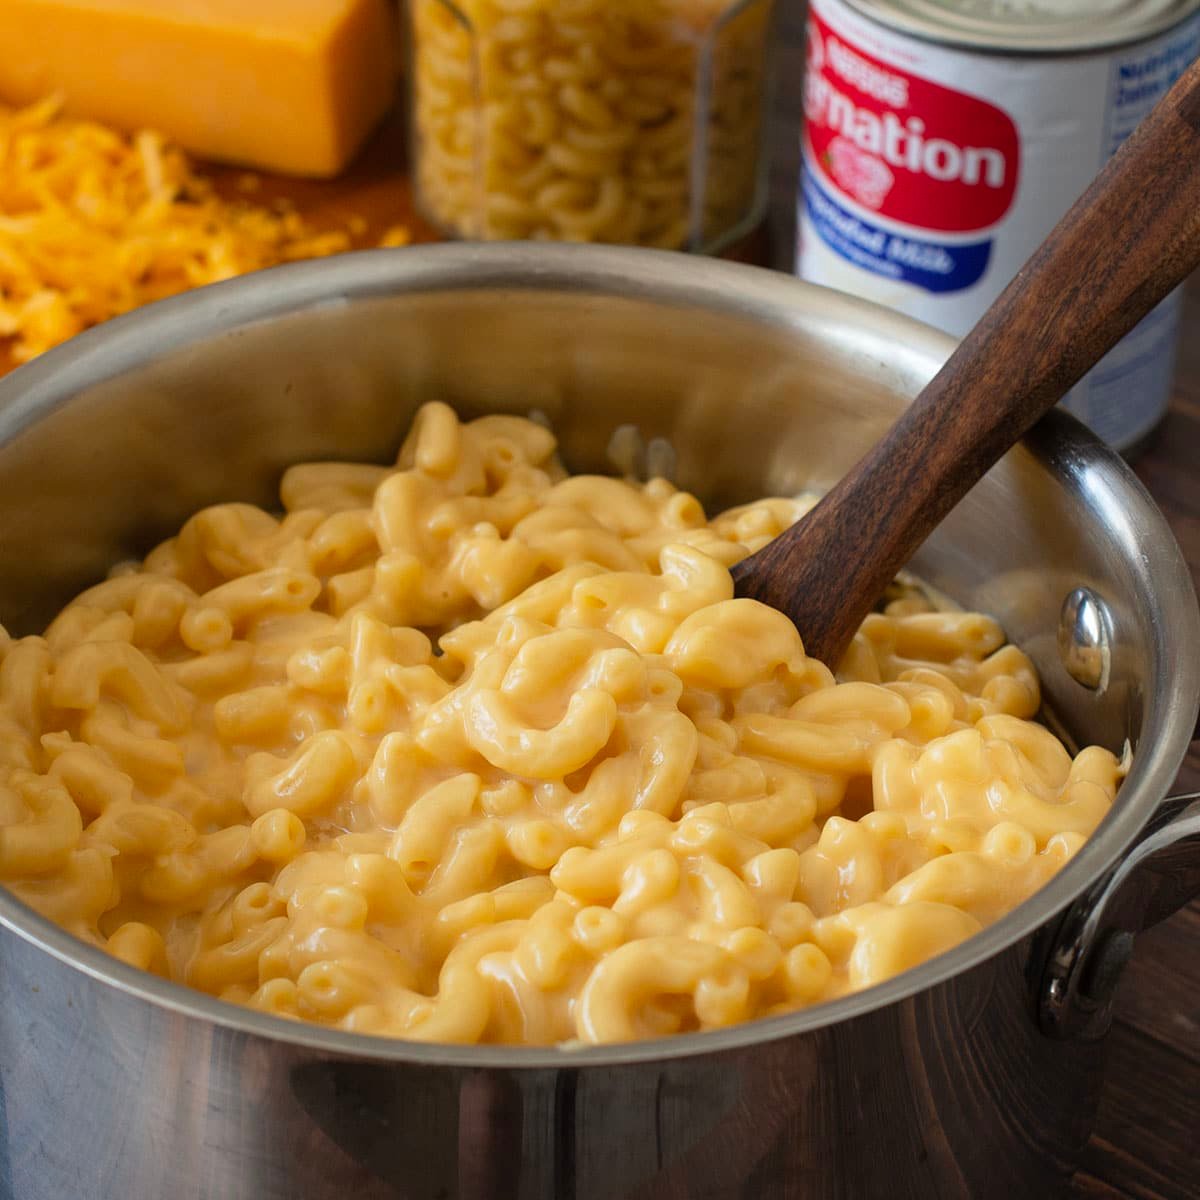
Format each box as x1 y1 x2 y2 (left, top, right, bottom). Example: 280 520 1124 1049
0 243 1196 1068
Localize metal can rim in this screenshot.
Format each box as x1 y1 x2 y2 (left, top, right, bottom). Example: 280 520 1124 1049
836 0 1200 54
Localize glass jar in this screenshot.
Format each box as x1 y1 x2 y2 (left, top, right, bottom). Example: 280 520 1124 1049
407 0 774 251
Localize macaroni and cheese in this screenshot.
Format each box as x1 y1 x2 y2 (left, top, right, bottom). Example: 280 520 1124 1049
411 0 771 248
0 404 1122 1044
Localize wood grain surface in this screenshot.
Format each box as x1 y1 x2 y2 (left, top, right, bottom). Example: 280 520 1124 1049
0 16 1197 1194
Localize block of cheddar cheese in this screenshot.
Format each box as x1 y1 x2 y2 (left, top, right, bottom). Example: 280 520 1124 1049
0 0 400 177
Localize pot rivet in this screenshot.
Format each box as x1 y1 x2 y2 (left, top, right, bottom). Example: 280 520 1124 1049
1058 587 1111 691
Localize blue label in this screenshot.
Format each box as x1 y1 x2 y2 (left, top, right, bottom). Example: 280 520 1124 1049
1104 13 1200 154
801 170 993 295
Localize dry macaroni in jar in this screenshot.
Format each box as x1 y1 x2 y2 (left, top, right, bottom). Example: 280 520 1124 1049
408 0 774 248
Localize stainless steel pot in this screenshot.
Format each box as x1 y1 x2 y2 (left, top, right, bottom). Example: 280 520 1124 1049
0 245 1197 1200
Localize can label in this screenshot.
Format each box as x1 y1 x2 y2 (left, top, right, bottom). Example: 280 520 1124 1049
796 0 1200 447
803 21 1019 293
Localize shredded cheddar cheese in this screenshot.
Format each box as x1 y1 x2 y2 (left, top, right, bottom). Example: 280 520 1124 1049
0 96 409 364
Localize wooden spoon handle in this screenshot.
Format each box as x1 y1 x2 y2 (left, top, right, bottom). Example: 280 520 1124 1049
733 55 1200 667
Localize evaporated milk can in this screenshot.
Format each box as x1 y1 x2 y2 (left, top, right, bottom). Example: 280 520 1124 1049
796 0 1200 450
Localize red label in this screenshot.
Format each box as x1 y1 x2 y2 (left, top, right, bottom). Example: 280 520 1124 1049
803 10 1020 233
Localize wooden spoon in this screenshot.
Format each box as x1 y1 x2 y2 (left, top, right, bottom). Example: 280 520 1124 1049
732 56 1200 667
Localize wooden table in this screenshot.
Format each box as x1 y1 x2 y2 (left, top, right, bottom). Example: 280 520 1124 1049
3 45 1198 1197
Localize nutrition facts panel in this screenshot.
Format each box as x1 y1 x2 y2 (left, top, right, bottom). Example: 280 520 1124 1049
1103 12 1200 153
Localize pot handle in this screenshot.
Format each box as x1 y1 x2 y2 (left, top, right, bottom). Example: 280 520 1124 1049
1039 790 1200 1040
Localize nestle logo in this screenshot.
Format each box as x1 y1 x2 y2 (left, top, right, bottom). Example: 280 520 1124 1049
803 14 1020 234
826 36 908 108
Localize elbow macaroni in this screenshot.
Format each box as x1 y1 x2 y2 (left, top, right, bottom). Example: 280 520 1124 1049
411 0 772 247
0 403 1123 1044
